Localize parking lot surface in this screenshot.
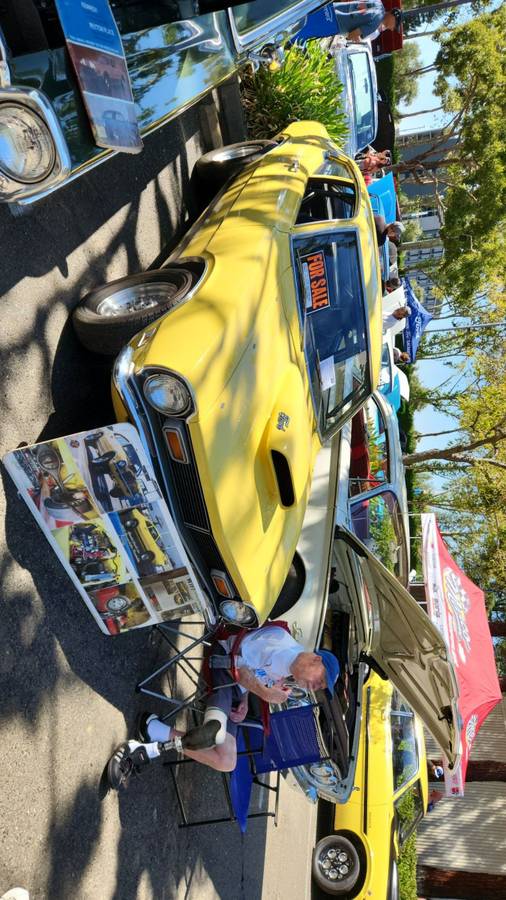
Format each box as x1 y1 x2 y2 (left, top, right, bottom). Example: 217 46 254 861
0 79 317 900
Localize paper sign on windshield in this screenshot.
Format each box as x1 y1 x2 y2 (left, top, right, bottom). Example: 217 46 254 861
4 424 205 635
301 250 330 312
55 0 142 153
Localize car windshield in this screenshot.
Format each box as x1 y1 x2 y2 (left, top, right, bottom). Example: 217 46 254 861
232 0 302 35
347 52 375 149
294 232 370 439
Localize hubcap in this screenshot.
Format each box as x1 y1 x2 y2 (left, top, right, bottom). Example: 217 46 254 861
96 282 179 317
213 144 262 162
318 844 354 884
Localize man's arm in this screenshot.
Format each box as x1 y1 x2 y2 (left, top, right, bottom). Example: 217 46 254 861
236 666 290 705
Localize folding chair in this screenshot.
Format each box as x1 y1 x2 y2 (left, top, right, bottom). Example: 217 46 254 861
165 703 329 831
135 618 330 830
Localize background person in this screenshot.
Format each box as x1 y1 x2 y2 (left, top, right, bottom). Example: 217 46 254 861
333 2 402 42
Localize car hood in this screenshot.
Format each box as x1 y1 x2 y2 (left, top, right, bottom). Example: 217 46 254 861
335 526 461 767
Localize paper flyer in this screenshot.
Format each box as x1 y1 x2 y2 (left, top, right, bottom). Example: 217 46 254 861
4 424 205 635
55 0 143 153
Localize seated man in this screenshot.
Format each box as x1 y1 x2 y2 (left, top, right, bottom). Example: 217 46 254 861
106 623 339 790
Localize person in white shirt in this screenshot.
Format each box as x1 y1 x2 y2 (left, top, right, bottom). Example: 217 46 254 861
105 624 340 790
383 306 410 332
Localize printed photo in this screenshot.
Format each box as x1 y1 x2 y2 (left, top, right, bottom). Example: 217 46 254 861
66 427 160 514
53 521 128 589
13 440 99 528
108 504 181 577
79 92 142 152
87 582 151 635
67 42 132 101
142 572 201 619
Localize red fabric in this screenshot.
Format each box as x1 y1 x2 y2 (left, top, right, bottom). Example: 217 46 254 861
423 516 502 782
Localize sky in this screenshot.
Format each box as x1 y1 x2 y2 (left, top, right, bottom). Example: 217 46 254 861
396 9 476 458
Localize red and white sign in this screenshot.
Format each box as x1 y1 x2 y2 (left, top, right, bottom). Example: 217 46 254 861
422 513 502 796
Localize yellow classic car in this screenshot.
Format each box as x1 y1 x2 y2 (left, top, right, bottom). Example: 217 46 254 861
118 507 170 575
73 122 383 626
312 674 429 899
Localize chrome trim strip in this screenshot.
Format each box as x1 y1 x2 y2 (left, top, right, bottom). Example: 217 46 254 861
227 0 318 52
0 86 71 202
0 31 11 88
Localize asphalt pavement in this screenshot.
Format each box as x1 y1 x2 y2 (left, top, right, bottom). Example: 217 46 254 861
0 79 318 900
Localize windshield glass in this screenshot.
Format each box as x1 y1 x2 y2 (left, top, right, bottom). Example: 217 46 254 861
348 52 375 148
294 232 370 439
233 0 301 35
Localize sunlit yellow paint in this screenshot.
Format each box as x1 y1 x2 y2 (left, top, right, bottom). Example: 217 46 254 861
124 122 383 622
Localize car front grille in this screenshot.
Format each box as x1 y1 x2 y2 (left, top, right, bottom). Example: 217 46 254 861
129 373 239 603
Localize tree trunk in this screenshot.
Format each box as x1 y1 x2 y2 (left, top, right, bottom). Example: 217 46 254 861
398 104 442 118
500 675 506 693
465 760 506 782
489 621 506 637
403 0 473 22
417 865 506 899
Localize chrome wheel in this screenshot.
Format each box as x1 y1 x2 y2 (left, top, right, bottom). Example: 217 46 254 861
96 282 180 317
319 845 353 883
312 834 361 895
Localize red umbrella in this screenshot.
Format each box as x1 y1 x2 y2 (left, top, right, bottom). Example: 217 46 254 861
421 513 502 794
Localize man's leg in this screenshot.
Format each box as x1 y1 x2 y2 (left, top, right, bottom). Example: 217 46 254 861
178 731 237 772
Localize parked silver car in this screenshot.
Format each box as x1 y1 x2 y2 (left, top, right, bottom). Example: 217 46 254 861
329 39 379 157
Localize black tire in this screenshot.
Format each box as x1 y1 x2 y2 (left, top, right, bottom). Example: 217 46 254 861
312 834 361 895
193 140 277 199
72 268 195 356
139 550 155 563
268 553 306 619
122 518 138 531
105 595 129 614
94 451 116 464
0 0 49 54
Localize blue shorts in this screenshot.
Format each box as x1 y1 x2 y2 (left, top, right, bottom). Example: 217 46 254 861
206 658 244 737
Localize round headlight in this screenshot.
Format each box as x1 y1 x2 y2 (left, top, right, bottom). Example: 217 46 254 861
143 372 192 416
219 599 258 628
0 104 55 183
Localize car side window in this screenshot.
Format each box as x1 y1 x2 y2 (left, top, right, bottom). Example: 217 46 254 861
390 693 418 792
394 780 424 847
348 398 389 497
296 179 356 226
349 490 407 582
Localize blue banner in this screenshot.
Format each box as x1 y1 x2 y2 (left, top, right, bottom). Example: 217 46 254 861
402 276 433 362
295 3 338 41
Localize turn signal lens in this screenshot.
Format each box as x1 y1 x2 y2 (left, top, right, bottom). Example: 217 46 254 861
211 570 233 598
164 427 188 463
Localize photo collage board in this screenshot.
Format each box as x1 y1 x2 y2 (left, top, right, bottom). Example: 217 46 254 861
4 424 205 636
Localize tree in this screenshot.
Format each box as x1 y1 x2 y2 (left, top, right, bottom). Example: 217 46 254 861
395 6 506 306
391 42 423 107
